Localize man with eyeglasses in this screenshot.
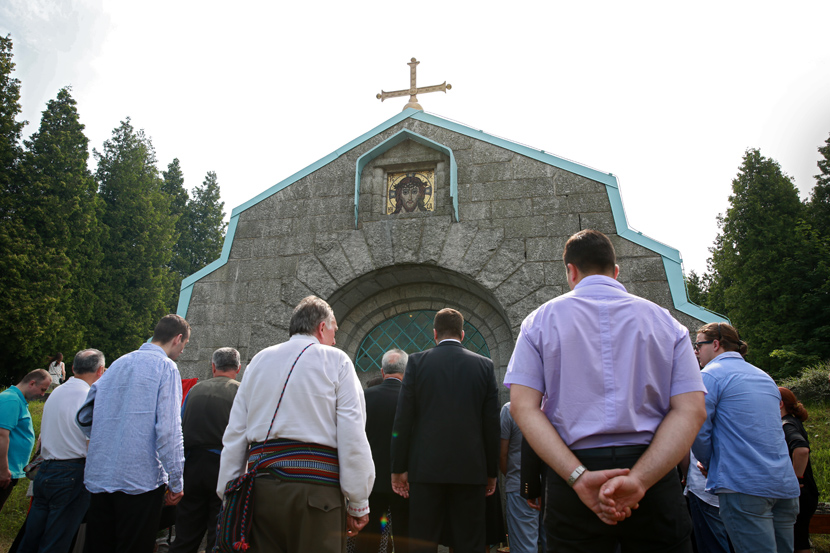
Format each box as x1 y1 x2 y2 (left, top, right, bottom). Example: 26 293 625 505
692 322 799 553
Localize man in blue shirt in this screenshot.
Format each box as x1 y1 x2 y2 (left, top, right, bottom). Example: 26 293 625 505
0 369 51 511
77 314 190 553
692 322 799 553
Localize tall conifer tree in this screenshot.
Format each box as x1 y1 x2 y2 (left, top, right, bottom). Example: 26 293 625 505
18 87 102 358
0 34 40 382
185 171 226 271
707 149 827 376
162 158 189 310
808 133 830 240
92 119 176 359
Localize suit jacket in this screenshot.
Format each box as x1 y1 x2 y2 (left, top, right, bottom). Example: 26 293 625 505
390 341 499 485
363 377 402 495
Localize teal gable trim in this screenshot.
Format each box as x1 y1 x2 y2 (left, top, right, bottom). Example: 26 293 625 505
406 111 725 324
176 215 240 318
231 109 417 218
176 108 724 324
354 128 458 228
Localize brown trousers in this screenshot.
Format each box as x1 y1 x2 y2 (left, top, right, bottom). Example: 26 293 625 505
248 475 346 553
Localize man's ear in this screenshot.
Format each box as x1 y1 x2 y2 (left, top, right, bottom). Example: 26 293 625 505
613 264 620 279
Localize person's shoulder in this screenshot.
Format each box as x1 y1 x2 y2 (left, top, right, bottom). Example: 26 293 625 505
0 387 22 404
460 346 494 365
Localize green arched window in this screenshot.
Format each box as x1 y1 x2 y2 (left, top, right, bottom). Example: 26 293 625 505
355 310 490 372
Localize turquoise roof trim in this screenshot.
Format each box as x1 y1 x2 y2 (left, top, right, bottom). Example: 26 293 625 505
176 108 725 324
354 128 458 228
176 214 239 318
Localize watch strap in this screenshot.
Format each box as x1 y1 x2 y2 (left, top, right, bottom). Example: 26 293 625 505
567 464 586 487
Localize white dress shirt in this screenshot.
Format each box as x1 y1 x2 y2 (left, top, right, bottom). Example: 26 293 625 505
217 334 375 516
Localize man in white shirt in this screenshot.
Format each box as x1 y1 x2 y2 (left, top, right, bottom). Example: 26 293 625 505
218 296 374 553
18 349 105 553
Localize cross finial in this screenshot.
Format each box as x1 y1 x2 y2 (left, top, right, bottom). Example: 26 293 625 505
377 58 451 111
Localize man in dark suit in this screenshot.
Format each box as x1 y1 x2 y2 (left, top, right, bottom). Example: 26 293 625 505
354 348 411 553
390 308 500 553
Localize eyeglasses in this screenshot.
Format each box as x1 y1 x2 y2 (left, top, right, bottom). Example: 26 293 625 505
694 340 714 352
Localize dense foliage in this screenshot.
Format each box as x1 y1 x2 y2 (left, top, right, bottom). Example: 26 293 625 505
693 146 830 378
0 37 226 383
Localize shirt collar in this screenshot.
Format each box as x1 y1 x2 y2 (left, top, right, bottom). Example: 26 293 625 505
574 274 627 292
139 342 170 358
438 338 461 345
713 351 744 362
290 334 321 345
7 386 25 403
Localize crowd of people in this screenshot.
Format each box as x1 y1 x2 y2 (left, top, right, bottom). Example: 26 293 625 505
0 228 821 553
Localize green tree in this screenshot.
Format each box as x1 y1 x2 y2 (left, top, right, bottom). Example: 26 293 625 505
168 170 226 312
685 270 710 307
0 35 24 208
808 132 830 240
707 149 829 377
17 87 102 360
162 158 189 310
182 171 226 273
91 119 177 359
0 34 41 383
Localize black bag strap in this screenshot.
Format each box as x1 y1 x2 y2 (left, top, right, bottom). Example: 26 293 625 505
263 342 314 443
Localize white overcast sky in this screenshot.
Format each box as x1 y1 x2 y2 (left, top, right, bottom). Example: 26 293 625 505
2 0 829 277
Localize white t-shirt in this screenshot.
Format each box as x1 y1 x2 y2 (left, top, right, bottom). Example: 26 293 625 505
48 361 64 382
41 377 90 460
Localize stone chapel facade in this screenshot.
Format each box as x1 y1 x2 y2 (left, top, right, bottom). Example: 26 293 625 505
175 109 723 397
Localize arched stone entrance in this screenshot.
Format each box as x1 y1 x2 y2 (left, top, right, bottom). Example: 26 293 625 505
328 264 514 395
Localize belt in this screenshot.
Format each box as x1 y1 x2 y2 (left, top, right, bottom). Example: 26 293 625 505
573 445 648 458
247 438 339 487
42 457 86 464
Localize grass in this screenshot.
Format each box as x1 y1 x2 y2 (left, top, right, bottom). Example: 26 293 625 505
0 395 43 553
802 399 830 553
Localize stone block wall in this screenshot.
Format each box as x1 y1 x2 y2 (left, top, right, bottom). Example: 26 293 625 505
177 118 702 400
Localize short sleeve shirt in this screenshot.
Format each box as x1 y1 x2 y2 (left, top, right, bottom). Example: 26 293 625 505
0 387 35 478
504 275 705 449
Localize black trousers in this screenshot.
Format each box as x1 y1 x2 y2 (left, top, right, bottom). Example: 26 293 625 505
170 449 222 553
0 478 19 511
409 482 486 553
353 490 410 553
546 446 692 553
84 486 165 553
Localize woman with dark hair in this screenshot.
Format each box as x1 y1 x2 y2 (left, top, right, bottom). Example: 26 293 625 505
779 387 819 553
47 352 65 390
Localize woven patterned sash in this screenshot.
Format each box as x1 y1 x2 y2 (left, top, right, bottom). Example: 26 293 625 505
247 438 339 487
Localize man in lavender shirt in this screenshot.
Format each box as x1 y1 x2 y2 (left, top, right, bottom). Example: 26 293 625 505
505 229 707 553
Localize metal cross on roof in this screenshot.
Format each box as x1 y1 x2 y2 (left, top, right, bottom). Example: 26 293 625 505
376 58 451 111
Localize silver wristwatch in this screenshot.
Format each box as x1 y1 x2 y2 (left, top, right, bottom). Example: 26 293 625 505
567 464 586 487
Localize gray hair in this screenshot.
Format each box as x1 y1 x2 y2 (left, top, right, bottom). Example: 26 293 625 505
289 296 334 337
212 347 241 372
381 349 408 375
73 349 105 375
